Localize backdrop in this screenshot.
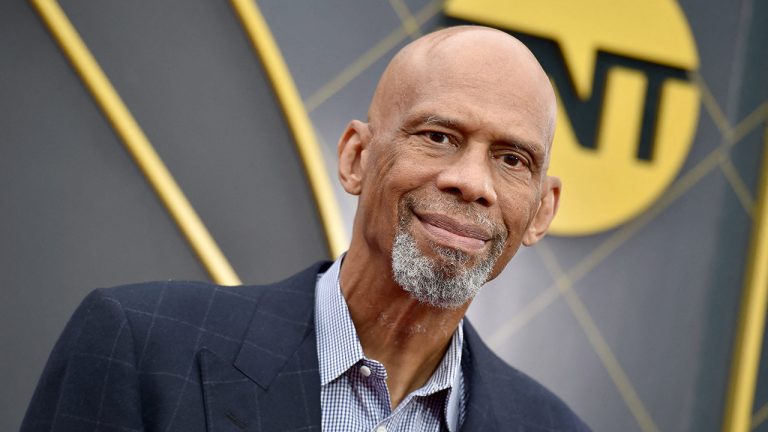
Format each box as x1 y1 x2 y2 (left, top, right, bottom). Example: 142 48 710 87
1 1 767 431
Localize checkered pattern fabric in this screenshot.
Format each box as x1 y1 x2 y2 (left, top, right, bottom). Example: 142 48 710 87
23 261 590 431
21 264 330 432
316 258 465 432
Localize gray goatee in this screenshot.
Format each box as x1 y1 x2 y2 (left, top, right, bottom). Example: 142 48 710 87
391 197 506 309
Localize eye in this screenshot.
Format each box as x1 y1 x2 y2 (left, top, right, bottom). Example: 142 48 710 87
501 154 523 167
425 131 450 145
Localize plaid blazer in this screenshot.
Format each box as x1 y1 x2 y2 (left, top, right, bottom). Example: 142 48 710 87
22 262 589 431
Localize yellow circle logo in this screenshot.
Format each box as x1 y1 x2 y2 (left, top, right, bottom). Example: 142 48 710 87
445 0 701 235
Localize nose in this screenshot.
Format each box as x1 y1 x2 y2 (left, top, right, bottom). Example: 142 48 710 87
435 145 497 206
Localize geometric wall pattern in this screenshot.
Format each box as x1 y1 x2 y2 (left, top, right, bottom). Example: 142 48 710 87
262 1 767 430
1 1 766 431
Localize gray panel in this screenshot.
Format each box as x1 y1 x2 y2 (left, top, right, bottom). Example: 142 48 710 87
260 1 768 431
741 0 768 425
3 0 767 431
60 0 329 284
0 2 208 430
492 298 642 432
579 171 748 432
468 247 556 336
681 0 748 114
258 0 402 100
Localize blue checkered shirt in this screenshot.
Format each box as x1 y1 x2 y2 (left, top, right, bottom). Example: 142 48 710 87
315 257 465 432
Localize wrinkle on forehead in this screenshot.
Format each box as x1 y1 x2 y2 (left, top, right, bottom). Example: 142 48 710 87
368 26 557 157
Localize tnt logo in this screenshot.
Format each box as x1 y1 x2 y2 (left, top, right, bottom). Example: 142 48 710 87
445 0 701 235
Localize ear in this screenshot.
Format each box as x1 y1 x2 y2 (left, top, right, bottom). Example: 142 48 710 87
337 120 371 196
522 176 561 246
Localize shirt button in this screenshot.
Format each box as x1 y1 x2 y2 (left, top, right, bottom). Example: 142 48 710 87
375 426 387 432
360 365 372 377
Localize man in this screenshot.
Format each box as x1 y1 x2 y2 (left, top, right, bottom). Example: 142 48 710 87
23 26 589 431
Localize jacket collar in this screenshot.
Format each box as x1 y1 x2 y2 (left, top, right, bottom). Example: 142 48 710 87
460 321 499 431
203 261 501 431
233 261 331 389
200 261 331 431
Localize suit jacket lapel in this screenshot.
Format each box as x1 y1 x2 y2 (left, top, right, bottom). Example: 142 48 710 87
200 263 329 431
460 321 499 432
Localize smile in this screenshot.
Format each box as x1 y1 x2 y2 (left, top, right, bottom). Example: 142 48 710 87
415 212 491 252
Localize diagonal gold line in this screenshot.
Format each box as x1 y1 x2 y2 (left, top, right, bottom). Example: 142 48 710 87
561 288 661 432
718 103 768 221
230 0 347 258
487 284 561 348
489 136 731 343
535 243 661 432
534 240 567 276
691 71 732 136
304 0 443 112
305 25 407 112
490 79 768 343
753 400 768 430
388 0 423 39
720 157 756 218
729 102 768 146
568 145 725 282
31 0 241 285
724 123 768 432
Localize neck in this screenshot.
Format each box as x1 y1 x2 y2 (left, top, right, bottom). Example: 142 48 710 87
339 243 468 408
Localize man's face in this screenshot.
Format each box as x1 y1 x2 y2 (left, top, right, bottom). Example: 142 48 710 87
354 43 555 291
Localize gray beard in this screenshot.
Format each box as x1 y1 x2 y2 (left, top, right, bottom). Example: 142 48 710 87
391 228 504 309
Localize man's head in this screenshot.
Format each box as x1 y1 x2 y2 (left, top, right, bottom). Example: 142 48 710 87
338 26 560 309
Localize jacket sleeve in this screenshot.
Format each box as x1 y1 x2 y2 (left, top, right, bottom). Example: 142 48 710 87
21 288 144 431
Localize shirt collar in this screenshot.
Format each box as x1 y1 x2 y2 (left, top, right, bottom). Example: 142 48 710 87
413 322 463 396
314 255 464 394
315 256 365 385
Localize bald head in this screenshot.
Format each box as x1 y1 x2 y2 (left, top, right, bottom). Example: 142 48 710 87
368 26 557 157
337 26 563 304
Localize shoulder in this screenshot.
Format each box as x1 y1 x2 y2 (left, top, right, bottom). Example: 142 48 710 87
463 321 591 431
95 280 264 318
95 258 333 315
70 281 266 355
84 261 332 334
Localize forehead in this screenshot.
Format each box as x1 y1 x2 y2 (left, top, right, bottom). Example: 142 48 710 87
399 63 553 154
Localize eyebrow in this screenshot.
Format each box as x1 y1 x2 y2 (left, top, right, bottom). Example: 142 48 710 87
422 114 460 129
409 113 547 167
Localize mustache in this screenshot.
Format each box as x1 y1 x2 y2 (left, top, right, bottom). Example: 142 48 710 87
400 193 508 242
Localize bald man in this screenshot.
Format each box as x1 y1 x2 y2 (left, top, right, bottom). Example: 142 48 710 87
23 27 589 432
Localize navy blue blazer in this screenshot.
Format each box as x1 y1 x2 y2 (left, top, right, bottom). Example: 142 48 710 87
22 262 590 431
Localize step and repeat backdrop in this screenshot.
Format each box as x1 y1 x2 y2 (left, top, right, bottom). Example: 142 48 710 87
1 0 766 431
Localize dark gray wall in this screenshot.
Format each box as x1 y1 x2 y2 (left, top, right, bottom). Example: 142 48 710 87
2 0 766 431
262 0 768 431
0 1 328 429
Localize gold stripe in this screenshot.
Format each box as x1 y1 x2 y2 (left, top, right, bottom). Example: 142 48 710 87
535 243 661 432
754 401 768 430
488 94 768 346
31 0 241 285
388 0 422 38
723 124 768 432
720 157 756 218
691 71 731 136
304 0 443 112
730 102 768 145
230 0 347 258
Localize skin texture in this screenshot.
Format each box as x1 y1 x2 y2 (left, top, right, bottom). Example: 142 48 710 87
336 26 560 409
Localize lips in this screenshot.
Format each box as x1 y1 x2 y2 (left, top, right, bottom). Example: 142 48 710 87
415 212 492 252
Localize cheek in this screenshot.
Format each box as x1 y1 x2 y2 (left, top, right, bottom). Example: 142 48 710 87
358 149 429 248
501 195 538 233
494 189 541 254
